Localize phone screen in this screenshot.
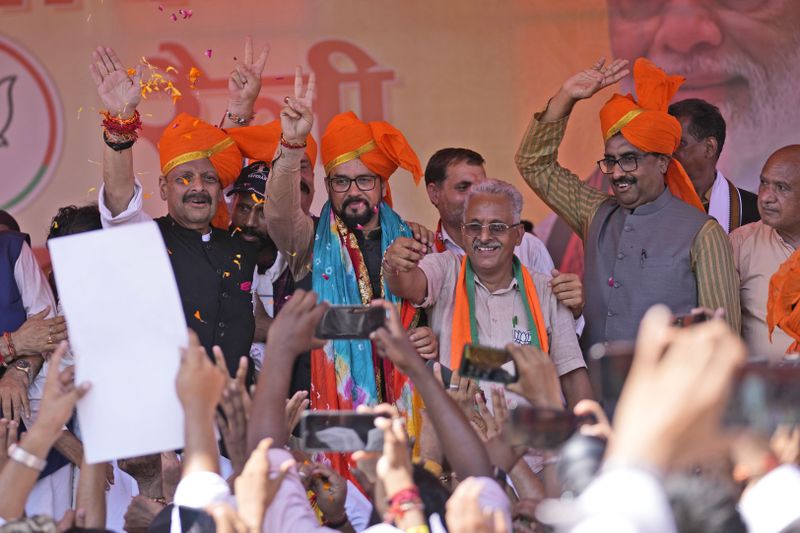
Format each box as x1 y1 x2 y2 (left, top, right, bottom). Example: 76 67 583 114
300 411 384 452
459 344 518 383
314 306 386 340
507 406 592 449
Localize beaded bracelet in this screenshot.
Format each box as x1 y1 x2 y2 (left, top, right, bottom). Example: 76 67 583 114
226 110 255 126
280 133 307 149
102 109 142 135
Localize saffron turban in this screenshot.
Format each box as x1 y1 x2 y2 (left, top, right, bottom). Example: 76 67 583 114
599 58 703 211
320 111 422 207
767 249 800 354
228 119 318 166
158 113 244 229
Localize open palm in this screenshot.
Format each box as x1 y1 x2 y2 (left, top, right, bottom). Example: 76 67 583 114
562 58 629 101
89 47 141 117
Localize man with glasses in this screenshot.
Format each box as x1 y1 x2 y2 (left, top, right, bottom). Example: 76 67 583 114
515 57 739 355
424 147 585 320
384 179 592 409
264 105 432 472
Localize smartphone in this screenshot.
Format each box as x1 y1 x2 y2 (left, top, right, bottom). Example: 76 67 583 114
507 406 595 449
458 344 518 384
299 411 384 452
314 305 386 340
673 313 709 328
426 359 453 388
725 359 800 434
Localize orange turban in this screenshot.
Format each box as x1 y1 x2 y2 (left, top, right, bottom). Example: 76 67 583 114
767 249 800 354
227 119 318 166
599 59 703 211
158 113 243 229
320 111 422 207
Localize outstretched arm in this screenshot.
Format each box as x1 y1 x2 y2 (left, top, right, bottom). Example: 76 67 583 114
263 67 317 280
89 46 143 218
383 237 429 305
247 290 327 452
221 36 269 129
371 301 493 479
514 58 627 239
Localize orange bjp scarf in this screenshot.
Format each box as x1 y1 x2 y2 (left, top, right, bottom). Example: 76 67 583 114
450 256 550 368
767 248 800 354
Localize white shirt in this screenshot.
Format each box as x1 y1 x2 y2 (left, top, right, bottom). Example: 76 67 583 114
98 179 152 228
12 241 63 423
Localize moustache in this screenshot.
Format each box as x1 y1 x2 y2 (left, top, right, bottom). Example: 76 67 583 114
343 196 370 210
472 239 501 251
183 192 212 204
611 176 637 186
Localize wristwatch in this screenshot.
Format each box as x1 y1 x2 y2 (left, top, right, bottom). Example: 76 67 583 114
12 359 32 381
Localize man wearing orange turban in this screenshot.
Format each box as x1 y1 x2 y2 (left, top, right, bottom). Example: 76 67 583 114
90 46 262 380
732 145 800 361
515 57 740 356
261 70 430 478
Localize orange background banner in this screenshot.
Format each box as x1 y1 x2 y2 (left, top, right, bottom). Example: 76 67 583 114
3 0 799 254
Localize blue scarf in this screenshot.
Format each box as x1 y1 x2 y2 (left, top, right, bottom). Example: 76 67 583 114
311 201 412 406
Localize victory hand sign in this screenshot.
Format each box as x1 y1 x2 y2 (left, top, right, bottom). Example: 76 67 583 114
280 66 315 145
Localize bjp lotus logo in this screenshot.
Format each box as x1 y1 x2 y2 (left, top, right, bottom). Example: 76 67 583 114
0 35 63 211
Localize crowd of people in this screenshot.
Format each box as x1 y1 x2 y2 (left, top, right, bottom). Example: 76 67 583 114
0 32 799 532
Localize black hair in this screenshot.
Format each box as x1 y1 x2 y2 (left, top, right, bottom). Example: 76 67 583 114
668 98 726 159
424 148 485 186
47 204 102 242
521 219 534 233
0 210 20 232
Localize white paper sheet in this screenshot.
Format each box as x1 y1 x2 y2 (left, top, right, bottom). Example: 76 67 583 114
49 221 187 463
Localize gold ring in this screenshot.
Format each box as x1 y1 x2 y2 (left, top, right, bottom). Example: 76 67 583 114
47 335 53 345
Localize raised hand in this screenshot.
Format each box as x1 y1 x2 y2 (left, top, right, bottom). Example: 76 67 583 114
264 289 328 358
176 331 227 416
279 66 315 144
370 300 423 375
88 46 142 118
235 437 293 532
561 57 629 101
227 36 269 118
284 390 309 434
505 344 563 409
36 341 91 439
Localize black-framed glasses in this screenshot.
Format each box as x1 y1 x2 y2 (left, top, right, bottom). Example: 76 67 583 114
597 153 657 175
327 176 378 193
462 222 521 237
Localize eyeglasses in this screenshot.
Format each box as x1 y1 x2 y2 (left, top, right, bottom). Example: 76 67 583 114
462 222 521 237
597 153 657 175
327 176 378 193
